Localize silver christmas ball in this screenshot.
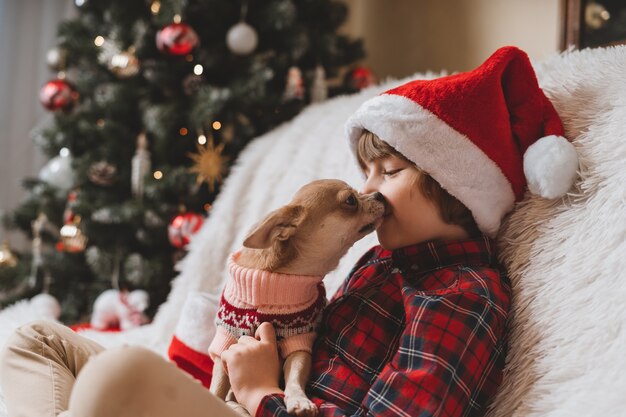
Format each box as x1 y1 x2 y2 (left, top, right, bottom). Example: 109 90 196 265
38 151 74 191
226 22 258 55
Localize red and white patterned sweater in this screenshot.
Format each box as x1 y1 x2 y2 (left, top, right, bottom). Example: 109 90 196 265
208 251 327 360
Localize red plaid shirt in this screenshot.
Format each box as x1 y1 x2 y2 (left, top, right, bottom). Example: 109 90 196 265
257 236 510 417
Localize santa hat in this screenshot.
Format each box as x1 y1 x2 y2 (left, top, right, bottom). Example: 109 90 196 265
345 46 578 237
167 291 220 388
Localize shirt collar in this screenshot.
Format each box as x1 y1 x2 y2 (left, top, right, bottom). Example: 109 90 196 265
390 235 497 274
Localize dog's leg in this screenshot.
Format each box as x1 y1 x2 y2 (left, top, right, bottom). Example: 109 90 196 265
209 358 231 400
284 351 317 417
211 360 251 416
225 390 251 416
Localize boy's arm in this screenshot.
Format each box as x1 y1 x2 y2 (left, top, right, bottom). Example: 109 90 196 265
255 290 507 417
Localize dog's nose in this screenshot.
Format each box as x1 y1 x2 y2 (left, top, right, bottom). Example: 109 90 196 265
373 192 385 202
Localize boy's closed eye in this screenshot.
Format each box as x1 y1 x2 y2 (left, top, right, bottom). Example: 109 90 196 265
382 168 403 177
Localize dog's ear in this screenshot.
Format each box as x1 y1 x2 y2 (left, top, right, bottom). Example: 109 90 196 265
243 205 306 249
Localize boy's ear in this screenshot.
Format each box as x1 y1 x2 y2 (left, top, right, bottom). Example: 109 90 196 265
243 205 306 249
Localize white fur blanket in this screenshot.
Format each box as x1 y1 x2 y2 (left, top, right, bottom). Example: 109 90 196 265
1 45 625 417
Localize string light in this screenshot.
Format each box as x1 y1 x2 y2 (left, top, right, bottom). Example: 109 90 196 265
97 119 105 127
186 55 194 62
179 127 188 136
173 14 182 23
153 170 163 180
198 134 207 145
75 0 85 6
193 64 203 75
212 121 222 130
150 0 161 14
60 148 70 157
94 36 105 47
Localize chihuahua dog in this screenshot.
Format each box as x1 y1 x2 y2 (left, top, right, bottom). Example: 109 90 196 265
208 179 386 417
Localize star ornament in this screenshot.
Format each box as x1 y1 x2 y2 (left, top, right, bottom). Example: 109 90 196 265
188 138 228 192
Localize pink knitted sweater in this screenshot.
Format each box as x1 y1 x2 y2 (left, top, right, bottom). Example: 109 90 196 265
208 251 327 360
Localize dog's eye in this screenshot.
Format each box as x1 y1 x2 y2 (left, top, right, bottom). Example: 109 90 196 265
345 195 357 207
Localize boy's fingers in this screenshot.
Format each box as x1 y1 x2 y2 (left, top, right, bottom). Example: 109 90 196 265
238 335 257 345
219 355 229 375
255 322 276 343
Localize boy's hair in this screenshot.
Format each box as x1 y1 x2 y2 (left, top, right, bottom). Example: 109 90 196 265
357 131 479 236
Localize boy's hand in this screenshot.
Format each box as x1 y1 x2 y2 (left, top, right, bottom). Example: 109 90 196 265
221 322 284 414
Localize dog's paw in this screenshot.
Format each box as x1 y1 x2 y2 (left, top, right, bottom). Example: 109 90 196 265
285 394 318 417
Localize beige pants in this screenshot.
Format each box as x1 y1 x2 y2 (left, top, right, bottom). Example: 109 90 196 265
0 320 240 417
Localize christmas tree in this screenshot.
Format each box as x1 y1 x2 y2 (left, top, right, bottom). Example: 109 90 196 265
0 0 363 323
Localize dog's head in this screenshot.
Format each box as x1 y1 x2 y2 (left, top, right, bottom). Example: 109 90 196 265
240 179 386 275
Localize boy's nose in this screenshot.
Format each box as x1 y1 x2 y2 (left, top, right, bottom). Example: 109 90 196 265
361 178 376 194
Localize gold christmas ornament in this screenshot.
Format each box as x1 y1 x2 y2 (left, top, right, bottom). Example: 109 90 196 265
0 241 18 268
97 38 140 79
109 49 140 78
59 216 88 253
88 161 117 186
188 137 228 192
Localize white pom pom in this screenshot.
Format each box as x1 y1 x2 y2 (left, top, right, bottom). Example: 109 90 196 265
523 135 579 199
30 293 62 320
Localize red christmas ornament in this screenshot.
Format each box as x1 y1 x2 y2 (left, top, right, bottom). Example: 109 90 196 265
156 23 199 56
39 79 79 111
168 212 204 249
345 66 377 91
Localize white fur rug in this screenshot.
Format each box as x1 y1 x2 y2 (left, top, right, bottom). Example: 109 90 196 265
1 45 625 417
487 46 626 417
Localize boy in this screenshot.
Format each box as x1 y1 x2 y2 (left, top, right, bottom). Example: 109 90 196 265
216 46 578 416
0 46 577 417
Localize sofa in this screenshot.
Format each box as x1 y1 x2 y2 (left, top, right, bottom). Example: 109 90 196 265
0 45 624 417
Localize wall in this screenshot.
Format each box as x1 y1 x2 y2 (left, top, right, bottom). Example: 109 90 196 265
0 0 75 248
341 0 562 78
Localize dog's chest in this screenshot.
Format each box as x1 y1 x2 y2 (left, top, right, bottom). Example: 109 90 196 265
216 287 326 340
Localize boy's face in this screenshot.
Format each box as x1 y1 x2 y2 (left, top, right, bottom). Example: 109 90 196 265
361 155 467 250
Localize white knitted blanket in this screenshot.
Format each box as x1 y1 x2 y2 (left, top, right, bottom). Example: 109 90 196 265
1 45 625 417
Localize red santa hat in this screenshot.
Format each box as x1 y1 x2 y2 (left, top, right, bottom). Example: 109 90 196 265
345 46 578 237
167 292 220 388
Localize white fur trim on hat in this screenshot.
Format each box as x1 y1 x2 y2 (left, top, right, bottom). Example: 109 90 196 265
523 135 579 199
346 94 516 237
174 292 220 353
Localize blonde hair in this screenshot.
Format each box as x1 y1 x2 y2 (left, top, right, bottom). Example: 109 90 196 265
356 131 479 236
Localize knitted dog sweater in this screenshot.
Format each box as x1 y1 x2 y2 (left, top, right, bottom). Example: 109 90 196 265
208 251 326 360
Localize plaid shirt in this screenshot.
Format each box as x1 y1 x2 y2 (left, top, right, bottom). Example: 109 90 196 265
257 236 510 417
